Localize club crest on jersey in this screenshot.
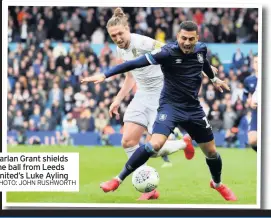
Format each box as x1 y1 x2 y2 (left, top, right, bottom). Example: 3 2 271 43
132 48 138 57
159 114 167 121
197 53 204 63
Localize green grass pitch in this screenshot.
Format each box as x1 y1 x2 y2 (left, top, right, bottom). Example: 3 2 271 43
6 145 257 205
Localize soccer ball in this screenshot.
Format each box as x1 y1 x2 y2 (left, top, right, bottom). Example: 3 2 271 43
132 166 160 193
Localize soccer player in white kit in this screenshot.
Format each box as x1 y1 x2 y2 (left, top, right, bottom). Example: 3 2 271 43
82 8 195 200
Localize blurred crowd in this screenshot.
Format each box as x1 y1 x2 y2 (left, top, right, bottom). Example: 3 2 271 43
8 6 258 44
7 6 258 147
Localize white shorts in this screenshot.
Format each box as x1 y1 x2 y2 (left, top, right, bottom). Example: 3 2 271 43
123 92 160 134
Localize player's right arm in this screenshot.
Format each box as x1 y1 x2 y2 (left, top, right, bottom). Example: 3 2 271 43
81 47 169 83
109 72 135 118
114 72 135 102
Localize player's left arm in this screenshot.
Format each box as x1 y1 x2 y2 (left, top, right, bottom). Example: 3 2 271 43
201 44 230 93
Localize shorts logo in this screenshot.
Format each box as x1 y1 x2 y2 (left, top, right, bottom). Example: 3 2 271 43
197 53 204 63
159 114 167 121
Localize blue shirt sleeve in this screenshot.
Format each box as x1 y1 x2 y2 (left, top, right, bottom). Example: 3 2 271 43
242 77 251 103
145 47 170 65
198 43 214 79
104 55 150 78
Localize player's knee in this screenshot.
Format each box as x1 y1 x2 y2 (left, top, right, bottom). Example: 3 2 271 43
248 133 257 146
199 140 217 158
121 138 138 149
206 150 217 158
149 140 164 152
203 146 217 158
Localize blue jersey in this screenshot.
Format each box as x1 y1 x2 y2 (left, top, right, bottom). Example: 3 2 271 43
243 75 257 103
145 41 209 109
103 40 215 142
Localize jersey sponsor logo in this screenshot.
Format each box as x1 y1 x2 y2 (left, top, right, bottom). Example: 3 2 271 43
151 48 162 55
197 53 204 63
159 114 167 121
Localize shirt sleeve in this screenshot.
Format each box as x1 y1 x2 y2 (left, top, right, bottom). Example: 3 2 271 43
200 43 215 79
104 55 150 78
145 47 170 65
136 34 165 52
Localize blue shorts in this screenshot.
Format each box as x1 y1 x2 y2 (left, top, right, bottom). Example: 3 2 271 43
152 103 214 144
249 109 257 131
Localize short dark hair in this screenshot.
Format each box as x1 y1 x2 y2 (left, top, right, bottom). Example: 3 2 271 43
180 21 198 34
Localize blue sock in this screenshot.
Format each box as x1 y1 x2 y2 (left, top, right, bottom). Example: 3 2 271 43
205 152 222 184
162 155 170 162
118 142 156 181
252 145 257 152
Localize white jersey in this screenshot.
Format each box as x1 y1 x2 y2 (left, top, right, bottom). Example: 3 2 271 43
116 33 164 94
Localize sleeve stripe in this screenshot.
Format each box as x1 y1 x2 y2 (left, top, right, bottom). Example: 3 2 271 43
145 53 158 65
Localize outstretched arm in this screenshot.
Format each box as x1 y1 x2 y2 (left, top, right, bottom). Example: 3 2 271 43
81 56 150 84
104 56 150 78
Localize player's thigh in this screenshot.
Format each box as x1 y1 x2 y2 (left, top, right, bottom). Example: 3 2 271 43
151 104 176 150
123 96 148 128
146 106 159 135
122 122 146 147
179 118 215 156
122 99 148 148
152 104 176 137
180 118 214 143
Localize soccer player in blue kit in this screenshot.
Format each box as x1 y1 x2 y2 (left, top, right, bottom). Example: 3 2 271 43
243 54 258 152
84 21 237 201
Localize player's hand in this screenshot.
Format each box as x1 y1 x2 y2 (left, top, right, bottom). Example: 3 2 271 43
81 74 106 84
212 77 230 93
211 65 218 75
109 99 121 119
250 100 258 109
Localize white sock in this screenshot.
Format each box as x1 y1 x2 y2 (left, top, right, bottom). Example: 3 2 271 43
115 176 122 183
124 144 139 159
155 140 187 157
124 144 147 166
212 180 222 188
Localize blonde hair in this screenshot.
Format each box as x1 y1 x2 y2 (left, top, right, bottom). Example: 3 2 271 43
106 7 129 29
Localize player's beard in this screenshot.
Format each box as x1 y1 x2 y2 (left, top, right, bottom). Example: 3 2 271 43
182 44 195 54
